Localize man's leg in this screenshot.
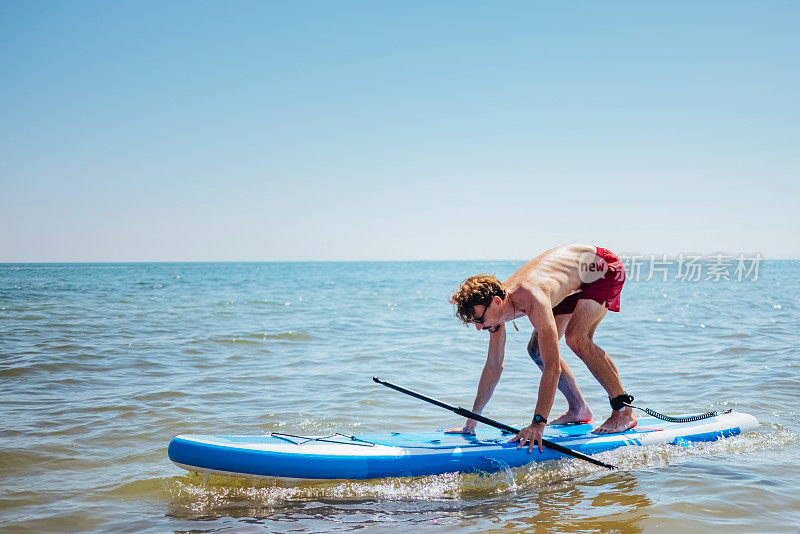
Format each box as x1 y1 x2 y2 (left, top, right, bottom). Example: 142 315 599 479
564 299 637 434
528 314 592 424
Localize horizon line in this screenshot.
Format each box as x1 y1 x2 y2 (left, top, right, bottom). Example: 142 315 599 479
1 256 798 265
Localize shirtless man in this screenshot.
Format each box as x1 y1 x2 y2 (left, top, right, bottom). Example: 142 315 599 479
447 244 637 453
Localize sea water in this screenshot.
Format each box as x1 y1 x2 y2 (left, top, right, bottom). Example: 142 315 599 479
1 260 798 533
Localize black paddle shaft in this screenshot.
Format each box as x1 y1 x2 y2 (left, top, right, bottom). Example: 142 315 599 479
372 377 617 470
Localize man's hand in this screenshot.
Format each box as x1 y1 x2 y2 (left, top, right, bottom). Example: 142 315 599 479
510 423 545 453
444 420 476 434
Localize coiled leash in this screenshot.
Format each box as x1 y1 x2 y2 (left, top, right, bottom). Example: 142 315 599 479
610 393 730 423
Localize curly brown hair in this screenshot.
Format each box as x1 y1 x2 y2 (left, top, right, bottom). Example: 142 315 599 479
450 274 507 324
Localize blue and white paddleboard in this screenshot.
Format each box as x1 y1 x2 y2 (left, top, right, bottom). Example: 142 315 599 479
168 411 758 480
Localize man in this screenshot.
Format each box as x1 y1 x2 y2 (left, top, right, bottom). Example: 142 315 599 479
447 244 636 453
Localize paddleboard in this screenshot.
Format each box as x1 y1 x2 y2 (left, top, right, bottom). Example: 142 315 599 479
168 411 758 480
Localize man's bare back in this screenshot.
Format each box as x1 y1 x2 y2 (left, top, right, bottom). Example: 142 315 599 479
502 244 597 315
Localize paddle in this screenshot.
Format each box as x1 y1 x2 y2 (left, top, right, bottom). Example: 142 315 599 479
372 376 617 470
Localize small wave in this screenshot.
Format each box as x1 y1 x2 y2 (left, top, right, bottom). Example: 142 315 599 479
207 331 311 345
106 477 169 498
10 314 49 321
132 391 190 402
593 425 797 472
260 331 311 341
0 447 99 474
208 338 261 346
85 403 141 414
0 366 36 378
164 471 468 509
715 332 750 340
0 361 99 378
0 449 51 473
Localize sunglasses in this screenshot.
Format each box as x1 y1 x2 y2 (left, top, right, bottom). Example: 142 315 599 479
473 301 492 324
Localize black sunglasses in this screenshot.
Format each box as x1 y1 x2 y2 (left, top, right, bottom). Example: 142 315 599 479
473 301 492 324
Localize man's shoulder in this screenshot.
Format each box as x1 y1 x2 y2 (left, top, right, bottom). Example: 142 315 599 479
511 281 550 308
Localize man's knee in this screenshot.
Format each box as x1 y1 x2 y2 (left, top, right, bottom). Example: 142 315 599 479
527 336 543 365
565 330 592 356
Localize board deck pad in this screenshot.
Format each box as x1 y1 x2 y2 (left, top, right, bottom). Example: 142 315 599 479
168 412 759 480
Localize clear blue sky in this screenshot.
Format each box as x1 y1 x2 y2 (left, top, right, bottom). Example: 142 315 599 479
1 1 798 261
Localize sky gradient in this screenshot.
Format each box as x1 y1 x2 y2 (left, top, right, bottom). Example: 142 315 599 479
1 1 798 261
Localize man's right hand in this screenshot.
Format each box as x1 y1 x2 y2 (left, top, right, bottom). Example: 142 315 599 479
444 420 476 434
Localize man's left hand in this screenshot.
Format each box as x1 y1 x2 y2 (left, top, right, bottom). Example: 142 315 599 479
510 423 545 453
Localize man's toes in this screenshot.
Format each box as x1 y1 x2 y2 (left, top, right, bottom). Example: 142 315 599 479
550 415 573 425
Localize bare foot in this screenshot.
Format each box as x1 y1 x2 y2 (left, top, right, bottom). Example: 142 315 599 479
592 407 637 434
444 426 476 435
549 406 593 425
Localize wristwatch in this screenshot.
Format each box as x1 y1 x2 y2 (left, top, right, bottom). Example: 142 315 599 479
533 414 547 425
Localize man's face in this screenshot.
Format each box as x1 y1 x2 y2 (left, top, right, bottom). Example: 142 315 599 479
472 300 502 333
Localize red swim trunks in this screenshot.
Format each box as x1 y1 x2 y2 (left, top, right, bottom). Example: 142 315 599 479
552 246 626 316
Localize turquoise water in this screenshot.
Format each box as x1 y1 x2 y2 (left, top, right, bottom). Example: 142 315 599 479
1 261 798 533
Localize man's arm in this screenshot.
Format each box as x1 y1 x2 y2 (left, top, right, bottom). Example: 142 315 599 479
510 291 561 451
530 294 560 423
445 323 506 434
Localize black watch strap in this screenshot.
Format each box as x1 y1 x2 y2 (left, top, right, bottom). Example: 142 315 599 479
533 414 547 424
